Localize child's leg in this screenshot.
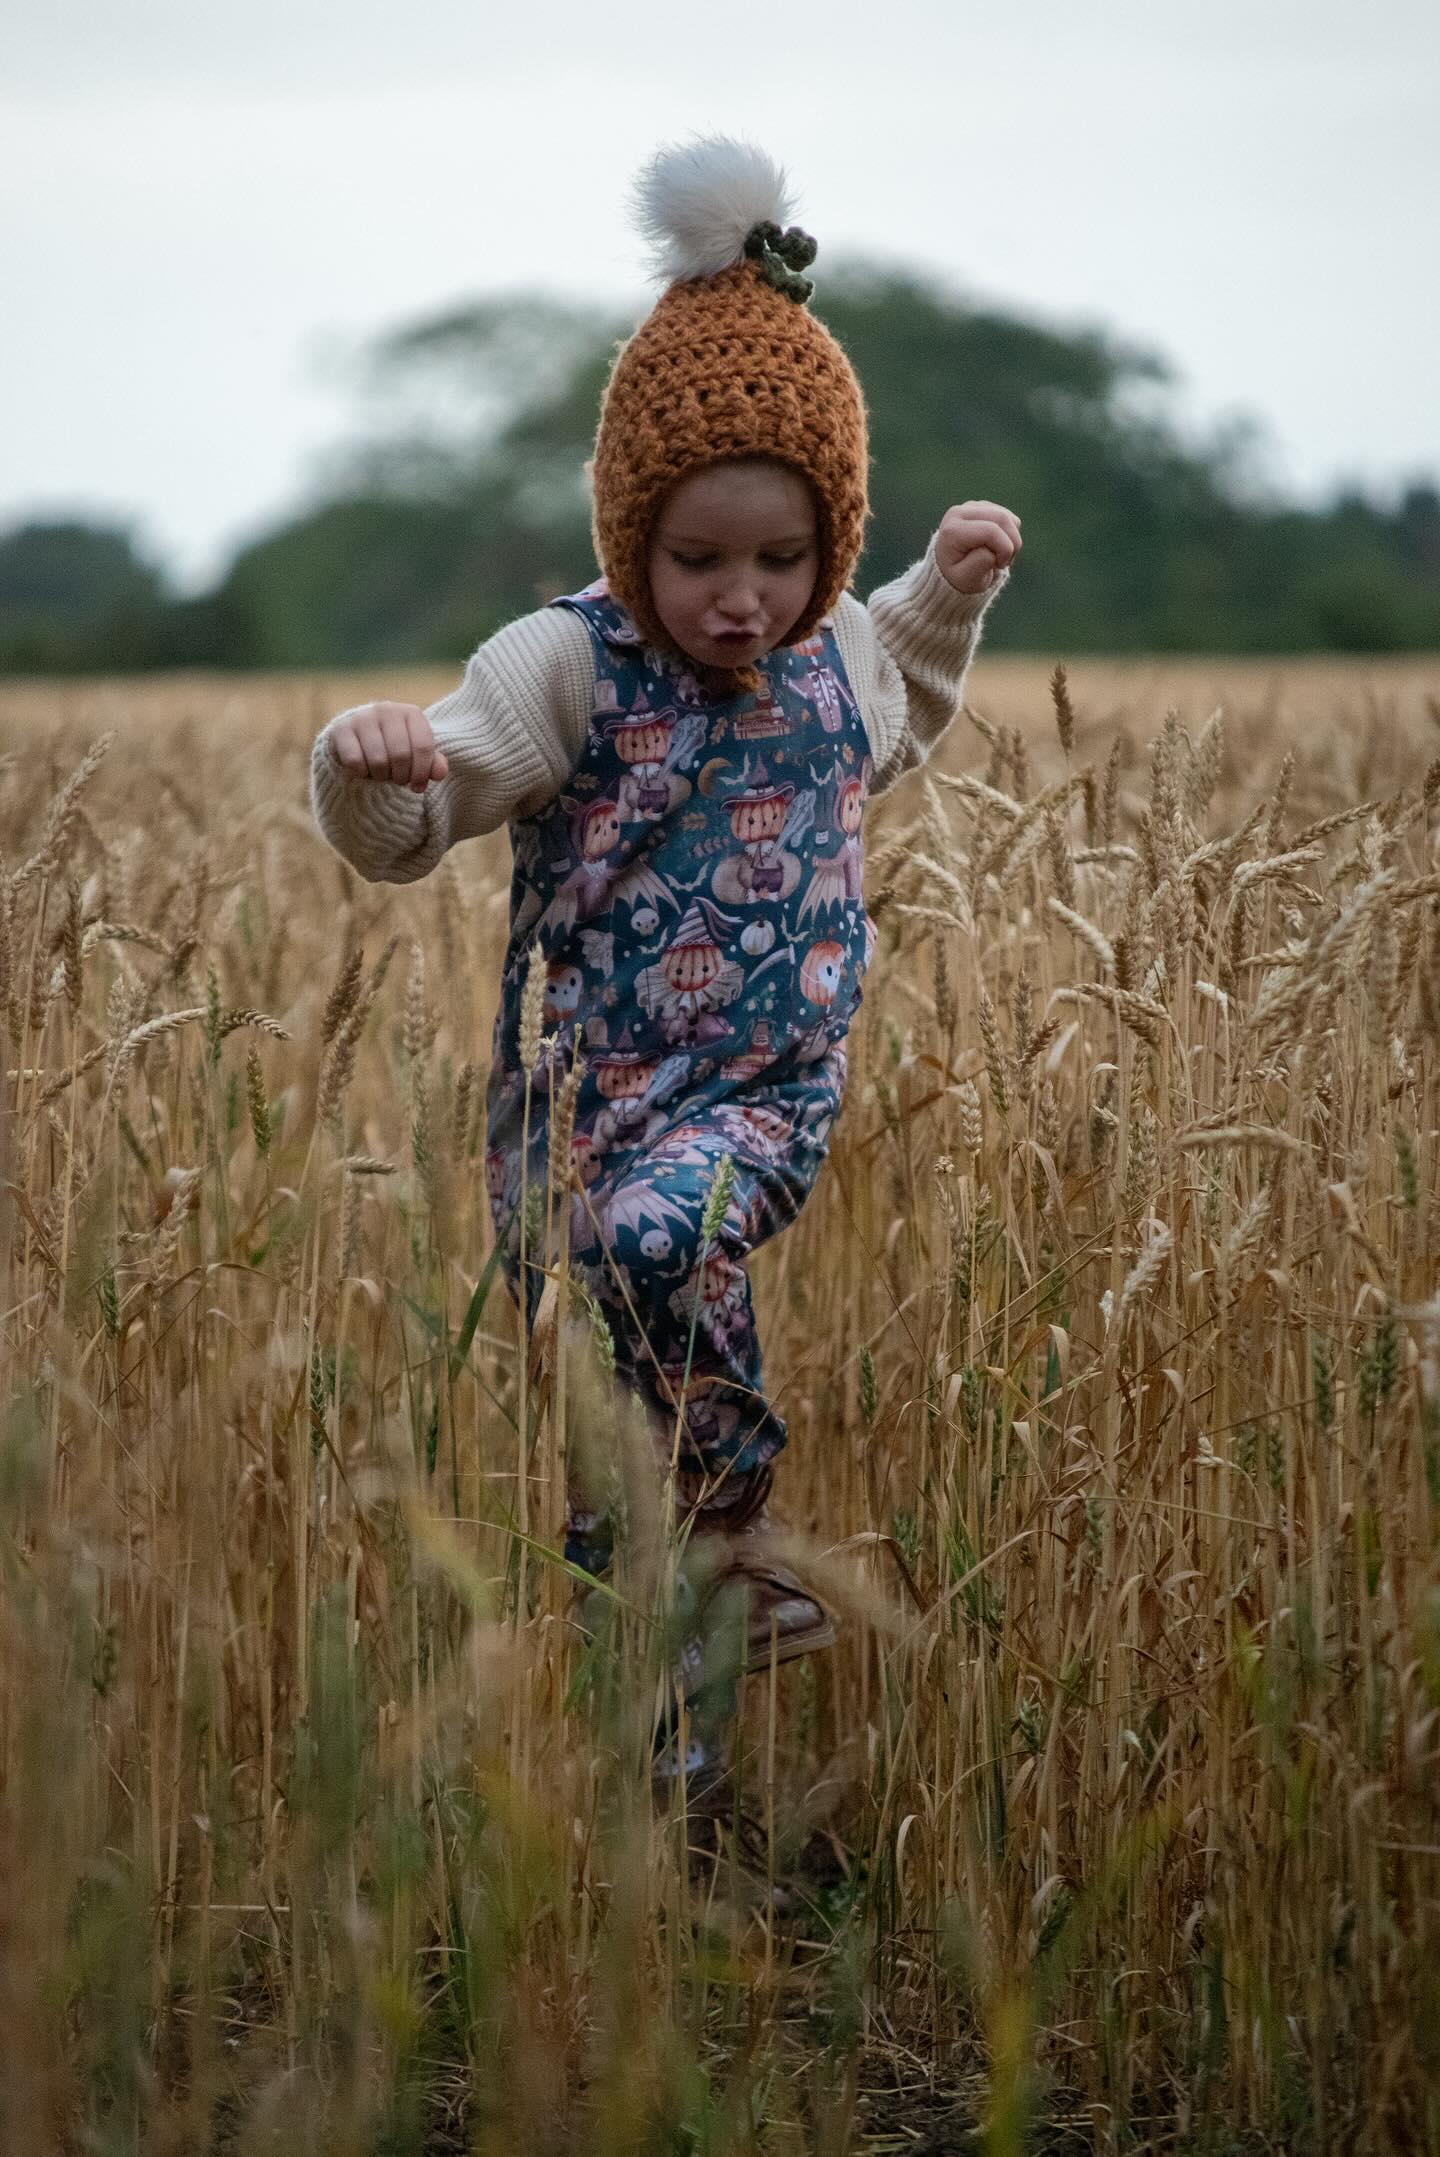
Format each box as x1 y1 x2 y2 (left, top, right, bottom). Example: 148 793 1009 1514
579 1045 848 1545
555 1150 766 1572
587 1149 778 1487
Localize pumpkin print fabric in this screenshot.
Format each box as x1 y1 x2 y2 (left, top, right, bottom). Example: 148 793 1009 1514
483 581 877 1572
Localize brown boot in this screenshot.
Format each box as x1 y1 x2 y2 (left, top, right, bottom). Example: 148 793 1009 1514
680 1464 837 1676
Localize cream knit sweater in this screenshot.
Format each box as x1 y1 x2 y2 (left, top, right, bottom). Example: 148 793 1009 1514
310 543 1009 885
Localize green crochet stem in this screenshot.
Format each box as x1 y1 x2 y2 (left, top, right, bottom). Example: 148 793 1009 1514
743 220 818 305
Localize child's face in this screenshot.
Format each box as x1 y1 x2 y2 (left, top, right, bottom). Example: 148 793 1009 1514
647 459 819 670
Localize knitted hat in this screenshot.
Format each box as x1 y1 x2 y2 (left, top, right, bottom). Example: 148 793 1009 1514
591 138 869 654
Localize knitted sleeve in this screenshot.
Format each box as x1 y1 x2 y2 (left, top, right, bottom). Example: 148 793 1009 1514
308 606 595 883
832 539 1010 800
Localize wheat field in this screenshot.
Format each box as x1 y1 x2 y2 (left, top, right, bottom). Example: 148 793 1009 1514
2 654 1438 2154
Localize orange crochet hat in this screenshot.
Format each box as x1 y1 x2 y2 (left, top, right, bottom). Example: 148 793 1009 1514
590 139 869 654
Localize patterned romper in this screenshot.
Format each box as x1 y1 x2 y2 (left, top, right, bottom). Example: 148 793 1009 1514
483 581 876 1572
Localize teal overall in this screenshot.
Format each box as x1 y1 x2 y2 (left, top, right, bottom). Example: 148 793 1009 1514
484 581 875 1571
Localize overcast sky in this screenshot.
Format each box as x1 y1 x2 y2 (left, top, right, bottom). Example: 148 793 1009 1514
5 0 1437 594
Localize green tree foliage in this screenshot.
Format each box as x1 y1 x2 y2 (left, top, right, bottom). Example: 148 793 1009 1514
5 274 1437 673
0 521 170 670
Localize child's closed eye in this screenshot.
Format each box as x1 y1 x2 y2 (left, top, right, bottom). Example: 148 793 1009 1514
667 550 810 572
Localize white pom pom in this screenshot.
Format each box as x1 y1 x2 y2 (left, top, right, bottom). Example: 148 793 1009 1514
631 136 796 285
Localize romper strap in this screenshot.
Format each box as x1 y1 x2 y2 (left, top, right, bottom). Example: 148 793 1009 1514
550 581 646 653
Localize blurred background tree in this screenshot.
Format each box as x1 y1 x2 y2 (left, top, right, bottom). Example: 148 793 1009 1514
4 269 1437 673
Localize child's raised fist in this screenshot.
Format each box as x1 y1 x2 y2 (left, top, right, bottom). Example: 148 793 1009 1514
935 501 1023 597
325 702 450 793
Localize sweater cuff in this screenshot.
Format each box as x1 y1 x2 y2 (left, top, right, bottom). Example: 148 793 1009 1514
873 538 1009 654
309 727 430 867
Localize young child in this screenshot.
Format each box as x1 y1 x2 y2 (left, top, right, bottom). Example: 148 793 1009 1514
310 137 1021 1677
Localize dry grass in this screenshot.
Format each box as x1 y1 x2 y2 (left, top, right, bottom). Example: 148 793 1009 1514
2 653 1439 2154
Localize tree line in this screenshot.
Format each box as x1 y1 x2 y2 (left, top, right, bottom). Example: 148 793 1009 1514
4 268 1438 673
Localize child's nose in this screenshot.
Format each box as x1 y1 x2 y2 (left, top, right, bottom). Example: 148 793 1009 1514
718 576 762 619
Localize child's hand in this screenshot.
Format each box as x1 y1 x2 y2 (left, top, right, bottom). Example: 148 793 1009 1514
935 501 1023 596
325 703 450 793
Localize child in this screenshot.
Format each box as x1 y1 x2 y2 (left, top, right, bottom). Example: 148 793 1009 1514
310 137 1021 1679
